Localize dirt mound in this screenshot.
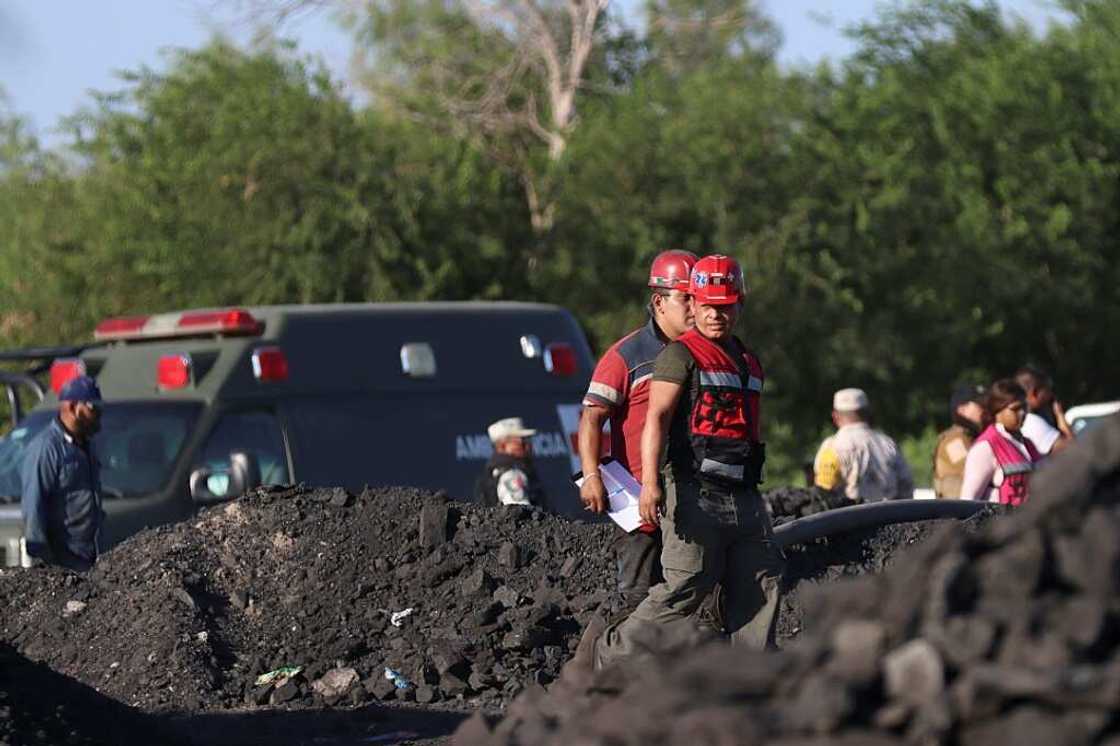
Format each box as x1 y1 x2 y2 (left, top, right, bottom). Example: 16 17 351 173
765 485 854 523
0 641 178 746
458 416 1120 745
0 485 616 713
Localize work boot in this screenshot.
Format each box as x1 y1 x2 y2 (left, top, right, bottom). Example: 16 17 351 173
694 584 727 641
559 611 607 686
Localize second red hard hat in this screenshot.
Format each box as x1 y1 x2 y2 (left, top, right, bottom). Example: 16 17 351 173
648 250 699 291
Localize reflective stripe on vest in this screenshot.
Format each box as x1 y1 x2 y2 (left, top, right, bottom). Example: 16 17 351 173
699 371 742 389
700 458 745 481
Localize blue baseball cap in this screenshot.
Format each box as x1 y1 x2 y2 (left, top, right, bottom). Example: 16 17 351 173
58 375 102 403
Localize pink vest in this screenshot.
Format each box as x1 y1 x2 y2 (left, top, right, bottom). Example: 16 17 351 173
974 425 1041 506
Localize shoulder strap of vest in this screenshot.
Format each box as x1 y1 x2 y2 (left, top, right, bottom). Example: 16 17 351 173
678 330 741 366
676 328 704 353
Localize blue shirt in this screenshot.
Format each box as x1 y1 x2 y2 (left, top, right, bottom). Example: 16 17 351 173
20 418 104 568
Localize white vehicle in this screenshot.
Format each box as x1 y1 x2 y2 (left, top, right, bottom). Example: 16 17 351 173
1065 401 1120 437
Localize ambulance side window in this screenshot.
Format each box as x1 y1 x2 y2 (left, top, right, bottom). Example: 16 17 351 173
196 410 290 485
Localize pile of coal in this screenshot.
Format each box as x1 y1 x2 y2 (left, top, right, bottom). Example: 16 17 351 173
765 485 854 523
457 416 1120 745
0 486 616 713
0 641 179 746
777 512 998 643
0 478 981 731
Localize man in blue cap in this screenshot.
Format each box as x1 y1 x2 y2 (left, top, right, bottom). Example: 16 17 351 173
21 375 105 571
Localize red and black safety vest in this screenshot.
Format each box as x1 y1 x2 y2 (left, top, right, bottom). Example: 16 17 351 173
674 328 764 484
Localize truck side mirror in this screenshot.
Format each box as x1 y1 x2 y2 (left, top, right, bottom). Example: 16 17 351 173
189 450 263 504
229 451 262 495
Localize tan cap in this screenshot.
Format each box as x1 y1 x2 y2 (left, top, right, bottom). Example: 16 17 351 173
833 388 869 413
487 417 537 444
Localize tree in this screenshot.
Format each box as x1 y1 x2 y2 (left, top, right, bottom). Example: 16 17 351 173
0 96 80 348
0 42 530 347
246 0 616 246
772 0 1120 443
644 0 779 74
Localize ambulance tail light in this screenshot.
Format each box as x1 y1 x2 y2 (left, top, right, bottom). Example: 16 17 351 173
50 358 86 394
178 309 262 336
544 343 577 377
251 347 289 383
157 354 193 390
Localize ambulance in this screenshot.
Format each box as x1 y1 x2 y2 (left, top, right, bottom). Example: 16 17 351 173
0 303 594 565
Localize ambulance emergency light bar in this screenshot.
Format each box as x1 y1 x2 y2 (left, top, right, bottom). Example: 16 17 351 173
94 309 264 342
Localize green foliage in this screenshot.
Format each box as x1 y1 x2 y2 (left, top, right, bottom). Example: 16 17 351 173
2 1 1120 485
900 425 942 489
0 42 527 347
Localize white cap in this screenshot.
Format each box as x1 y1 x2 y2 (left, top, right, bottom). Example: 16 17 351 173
833 388 870 413
487 417 537 444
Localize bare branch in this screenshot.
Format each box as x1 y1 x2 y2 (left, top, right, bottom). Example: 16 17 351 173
245 0 610 235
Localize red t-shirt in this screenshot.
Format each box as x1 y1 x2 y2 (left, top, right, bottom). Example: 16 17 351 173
582 318 668 515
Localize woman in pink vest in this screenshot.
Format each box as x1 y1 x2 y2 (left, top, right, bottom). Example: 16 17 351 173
960 379 1042 505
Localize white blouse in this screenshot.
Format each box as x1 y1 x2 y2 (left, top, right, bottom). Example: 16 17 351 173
959 425 1034 502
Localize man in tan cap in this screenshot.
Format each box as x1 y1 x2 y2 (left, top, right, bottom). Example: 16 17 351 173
813 388 914 502
474 417 545 507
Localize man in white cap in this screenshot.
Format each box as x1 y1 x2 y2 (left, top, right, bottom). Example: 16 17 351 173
473 417 545 507
813 388 914 502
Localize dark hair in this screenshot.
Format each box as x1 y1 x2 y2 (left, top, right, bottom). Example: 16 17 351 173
985 378 1027 420
1014 364 1052 392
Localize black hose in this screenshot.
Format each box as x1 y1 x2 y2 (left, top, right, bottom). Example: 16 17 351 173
774 499 993 548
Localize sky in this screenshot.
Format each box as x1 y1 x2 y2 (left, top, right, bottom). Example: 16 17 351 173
0 1 1067 147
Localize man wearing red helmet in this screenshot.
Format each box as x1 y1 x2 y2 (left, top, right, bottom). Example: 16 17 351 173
578 250 696 617
595 254 783 668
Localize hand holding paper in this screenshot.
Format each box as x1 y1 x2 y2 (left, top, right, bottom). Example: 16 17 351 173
574 460 644 533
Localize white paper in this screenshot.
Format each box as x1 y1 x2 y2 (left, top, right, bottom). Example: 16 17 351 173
576 460 643 533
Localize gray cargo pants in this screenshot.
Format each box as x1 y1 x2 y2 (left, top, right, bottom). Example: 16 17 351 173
611 525 662 618
594 468 784 669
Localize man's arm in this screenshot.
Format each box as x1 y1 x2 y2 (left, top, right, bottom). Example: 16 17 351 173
1048 401 1075 453
579 347 628 513
638 379 684 525
578 404 611 513
20 441 56 560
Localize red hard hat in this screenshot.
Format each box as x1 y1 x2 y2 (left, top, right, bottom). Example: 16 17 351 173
648 250 698 291
690 254 744 305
